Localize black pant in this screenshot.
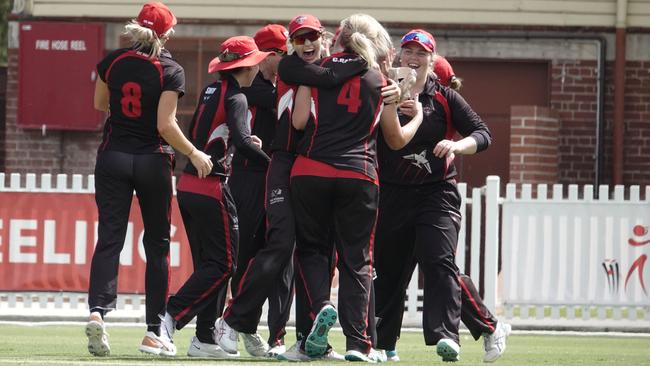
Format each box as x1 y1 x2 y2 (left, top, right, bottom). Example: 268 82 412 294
374 181 462 348
224 153 295 345
89 150 173 327
460 274 498 340
166 175 238 343
291 175 378 354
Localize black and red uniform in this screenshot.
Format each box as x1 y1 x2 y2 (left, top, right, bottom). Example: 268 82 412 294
228 71 292 347
89 48 184 331
374 75 491 350
290 52 384 354
165 75 270 344
223 53 365 345
459 274 499 340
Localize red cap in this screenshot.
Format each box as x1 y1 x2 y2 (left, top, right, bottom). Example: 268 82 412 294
208 36 272 73
136 2 177 37
288 14 322 37
433 55 455 87
254 24 289 52
400 29 436 53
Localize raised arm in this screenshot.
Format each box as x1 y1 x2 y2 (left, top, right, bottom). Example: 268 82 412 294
379 96 423 150
278 53 367 87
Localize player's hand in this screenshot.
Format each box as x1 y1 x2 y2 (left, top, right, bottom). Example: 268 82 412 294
399 94 421 117
381 80 401 105
433 139 458 159
189 149 213 178
251 135 263 149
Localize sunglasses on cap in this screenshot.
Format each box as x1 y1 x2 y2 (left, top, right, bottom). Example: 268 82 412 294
401 32 434 50
291 31 321 45
218 49 255 62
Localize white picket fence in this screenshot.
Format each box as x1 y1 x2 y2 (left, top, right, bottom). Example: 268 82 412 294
1 173 649 329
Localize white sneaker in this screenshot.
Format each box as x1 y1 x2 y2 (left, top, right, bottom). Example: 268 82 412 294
276 341 310 361
85 313 110 357
214 317 239 355
139 331 177 356
344 349 384 363
372 348 387 362
483 322 511 363
385 349 400 361
267 344 286 357
305 304 338 357
321 348 346 361
436 339 460 362
241 332 270 357
187 336 239 358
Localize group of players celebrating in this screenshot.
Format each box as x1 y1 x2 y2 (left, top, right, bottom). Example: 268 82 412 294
85 1 510 363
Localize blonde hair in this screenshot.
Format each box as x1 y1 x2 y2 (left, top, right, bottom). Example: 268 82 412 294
123 20 174 59
449 76 463 91
336 14 393 69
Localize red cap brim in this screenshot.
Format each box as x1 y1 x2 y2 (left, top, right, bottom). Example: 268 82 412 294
402 40 434 53
208 50 271 73
290 25 322 37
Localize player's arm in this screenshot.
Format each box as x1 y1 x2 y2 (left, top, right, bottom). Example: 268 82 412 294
157 91 213 178
227 94 271 166
93 79 109 112
278 54 367 87
292 86 311 130
380 94 423 150
432 89 491 158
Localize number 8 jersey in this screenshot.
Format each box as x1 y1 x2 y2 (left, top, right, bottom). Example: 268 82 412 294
296 53 385 181
96 48 185 154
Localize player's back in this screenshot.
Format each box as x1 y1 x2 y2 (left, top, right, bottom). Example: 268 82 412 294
297 53 385 180
98 48 182 154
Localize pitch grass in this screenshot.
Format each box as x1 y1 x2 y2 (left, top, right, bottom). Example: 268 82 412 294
0 324 649 365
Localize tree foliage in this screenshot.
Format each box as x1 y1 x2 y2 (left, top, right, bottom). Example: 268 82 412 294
0 0 10 66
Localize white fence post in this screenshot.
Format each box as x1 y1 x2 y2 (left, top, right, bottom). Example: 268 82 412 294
483 176 500 311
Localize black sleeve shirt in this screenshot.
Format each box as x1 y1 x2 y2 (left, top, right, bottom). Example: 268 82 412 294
96 48 185 155
378 75 492 185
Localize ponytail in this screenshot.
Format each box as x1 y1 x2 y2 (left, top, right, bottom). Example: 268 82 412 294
337 14 393 70
348 32 377 69
123 20 172 59
449 76 463 91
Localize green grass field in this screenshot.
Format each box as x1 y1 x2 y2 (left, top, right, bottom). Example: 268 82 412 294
0 324 649 365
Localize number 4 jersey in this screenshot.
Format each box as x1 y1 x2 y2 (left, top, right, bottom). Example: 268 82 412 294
96 48 185 155
296 53 385 181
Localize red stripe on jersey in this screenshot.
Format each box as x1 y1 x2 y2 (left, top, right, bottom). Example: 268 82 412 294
204 79 229 151
435 91 455 179
191 104 206 140
104 50 163 87
290 155 378 185
176 173 223 200
305 87 319 157
364 99 383 178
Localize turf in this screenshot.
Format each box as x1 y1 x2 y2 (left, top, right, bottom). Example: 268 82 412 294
0 324 648 365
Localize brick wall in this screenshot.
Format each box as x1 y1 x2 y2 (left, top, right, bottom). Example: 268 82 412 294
621 61 650 185
550 59 650 187
550 60 599 185
510 106 560 184
4 48 102 177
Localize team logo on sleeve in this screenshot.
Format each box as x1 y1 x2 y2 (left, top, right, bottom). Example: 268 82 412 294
403 150 432 174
